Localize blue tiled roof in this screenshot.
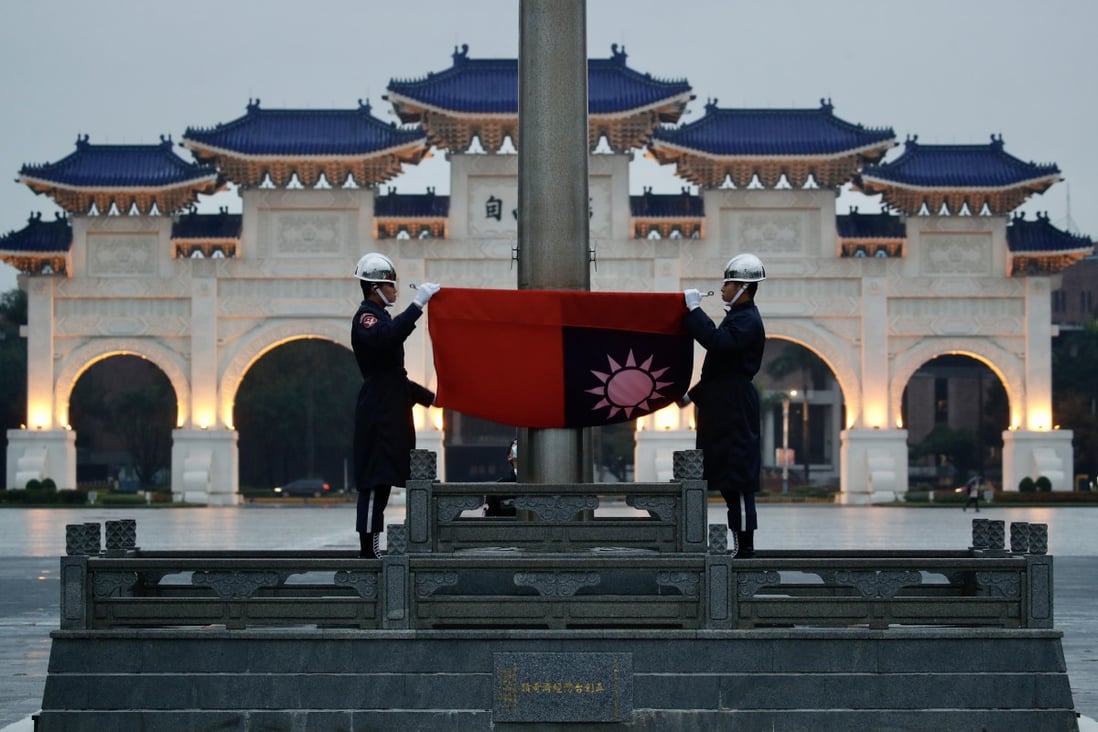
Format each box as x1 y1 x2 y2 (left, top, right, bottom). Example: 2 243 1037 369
629 190 703 218
1007 212 1093 254
0 213 72 253
171 209 242 240
836 209 906 239
183 100 426 156
649 100 895 156
19 136 217 188
860 135 1061 188
385 44 692 117
374 190 450 218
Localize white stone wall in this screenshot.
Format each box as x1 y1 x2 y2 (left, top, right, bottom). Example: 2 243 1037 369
5 152 1075 497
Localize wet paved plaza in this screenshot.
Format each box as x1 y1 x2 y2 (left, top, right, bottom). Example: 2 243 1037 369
1 501 1095 729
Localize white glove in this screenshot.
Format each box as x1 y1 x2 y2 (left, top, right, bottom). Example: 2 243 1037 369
683 288 702 311
413 282 441 309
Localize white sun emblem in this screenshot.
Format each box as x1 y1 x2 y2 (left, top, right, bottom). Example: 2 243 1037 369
586 350 674 419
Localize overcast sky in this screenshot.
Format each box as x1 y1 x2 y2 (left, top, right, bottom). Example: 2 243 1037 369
2 0 1095 292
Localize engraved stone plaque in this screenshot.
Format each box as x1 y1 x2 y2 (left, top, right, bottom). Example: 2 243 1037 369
87 234 158 276
494 652 632 723
468 177 518 238
921 233 992 275
274 212 344 255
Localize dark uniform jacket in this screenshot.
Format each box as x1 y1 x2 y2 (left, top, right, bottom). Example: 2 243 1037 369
351 299 434 492
683 301 766 492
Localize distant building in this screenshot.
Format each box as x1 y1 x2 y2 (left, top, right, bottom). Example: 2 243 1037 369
2 46 1093 501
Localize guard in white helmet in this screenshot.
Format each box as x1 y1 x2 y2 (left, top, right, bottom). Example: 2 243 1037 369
680 253 767 557
351 252 441 559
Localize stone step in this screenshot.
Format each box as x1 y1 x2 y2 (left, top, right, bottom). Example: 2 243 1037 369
38 631 1078 731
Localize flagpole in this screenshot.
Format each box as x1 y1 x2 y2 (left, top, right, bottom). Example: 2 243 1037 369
516 0 592 483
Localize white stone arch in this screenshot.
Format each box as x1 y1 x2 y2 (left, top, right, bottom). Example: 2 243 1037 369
54 338 191 428
763 320 861 429
218 318 351 428
889 338 1024 433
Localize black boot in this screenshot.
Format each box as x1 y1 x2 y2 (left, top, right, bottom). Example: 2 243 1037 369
736 530 755 558
359 532 382 559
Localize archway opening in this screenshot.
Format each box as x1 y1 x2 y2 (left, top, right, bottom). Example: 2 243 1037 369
233 339 359 493
756 340 844 491
902 354 1008 491
70 355 177 491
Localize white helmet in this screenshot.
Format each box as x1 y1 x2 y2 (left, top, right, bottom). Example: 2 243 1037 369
354 252 397 284
723 253 766 283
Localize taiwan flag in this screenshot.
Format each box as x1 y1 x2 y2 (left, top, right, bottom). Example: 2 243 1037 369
427 288 693 428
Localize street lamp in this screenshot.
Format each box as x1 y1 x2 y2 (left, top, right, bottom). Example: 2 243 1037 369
782 390 797 494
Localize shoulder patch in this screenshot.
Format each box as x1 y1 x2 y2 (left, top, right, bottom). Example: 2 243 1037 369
360 313 379 329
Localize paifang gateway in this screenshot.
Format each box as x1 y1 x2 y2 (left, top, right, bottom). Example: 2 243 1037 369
1 44 1093 502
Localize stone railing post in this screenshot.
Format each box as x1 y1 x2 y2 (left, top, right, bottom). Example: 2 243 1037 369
59 555 88 630
382 555 410 630
674 450 707 553
104 519 137 556
1026 554 1054 629
706 554 733 629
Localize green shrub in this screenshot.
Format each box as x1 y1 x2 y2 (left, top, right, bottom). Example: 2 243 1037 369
1019 477 1036 493
1035 475 1053 492
24 478 42 491
57 490 88 505
40 477 57 493
0 489 29 504
99 493 148 506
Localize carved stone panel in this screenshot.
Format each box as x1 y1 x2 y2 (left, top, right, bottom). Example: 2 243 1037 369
920 233 993 275
723 210 816 256
87 234 159 276
262 211 352 256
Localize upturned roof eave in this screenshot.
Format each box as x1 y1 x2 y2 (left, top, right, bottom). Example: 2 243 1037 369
18 172 221 194
385 91 515 121
858 172 1062 194
181 138 428 162
649 137 895 162
630 214 705 220
387 89 694 122
1010 246 1094 256
169 234 241 240
837 233 906 241
0 246 70 256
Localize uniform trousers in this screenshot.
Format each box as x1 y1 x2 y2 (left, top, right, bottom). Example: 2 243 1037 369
357 485 391 534
712 480 758 532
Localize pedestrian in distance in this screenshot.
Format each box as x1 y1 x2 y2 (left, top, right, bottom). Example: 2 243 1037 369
963 474 983 512
484 438 518 517
351 252 440 559
680 253 768 558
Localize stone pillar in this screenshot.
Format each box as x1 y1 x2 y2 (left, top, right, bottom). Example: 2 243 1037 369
1022 277 1055 431
839 428 908 504
1001 429 1074 492
170 428 239 505
6 428 76 491
634 427 695 482
860 277 890 429
190 263 220 429
22 277 57 430
516 0 591 483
